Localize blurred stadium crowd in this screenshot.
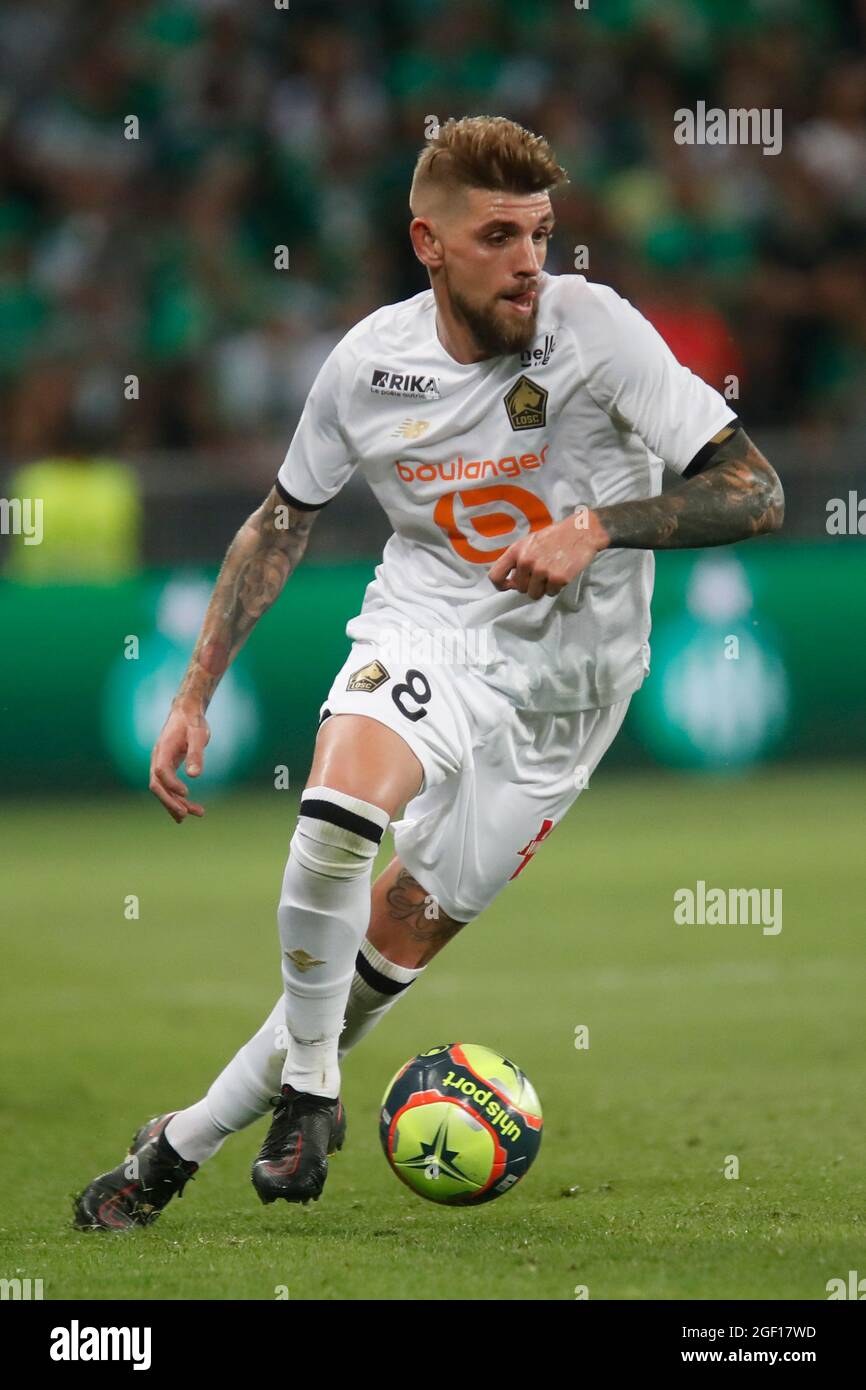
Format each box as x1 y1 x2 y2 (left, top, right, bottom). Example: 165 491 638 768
1 0 865 474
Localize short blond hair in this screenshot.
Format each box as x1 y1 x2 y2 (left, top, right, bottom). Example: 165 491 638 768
410 115 567 211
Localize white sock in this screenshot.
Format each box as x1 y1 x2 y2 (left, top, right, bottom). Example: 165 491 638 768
279 786 391 1098
165 1101 230 1166
163 943 424 1165
165 999 286 1163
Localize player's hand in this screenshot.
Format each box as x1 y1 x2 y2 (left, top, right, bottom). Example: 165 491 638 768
487 508 609 600
149 699 210 823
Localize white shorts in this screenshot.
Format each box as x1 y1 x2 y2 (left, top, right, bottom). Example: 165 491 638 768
317 639 630 923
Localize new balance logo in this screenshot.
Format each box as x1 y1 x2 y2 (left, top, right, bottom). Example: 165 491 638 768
371 369 440 400
392 418 431 439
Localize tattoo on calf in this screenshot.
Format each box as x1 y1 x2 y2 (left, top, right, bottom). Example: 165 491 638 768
385 868 466 957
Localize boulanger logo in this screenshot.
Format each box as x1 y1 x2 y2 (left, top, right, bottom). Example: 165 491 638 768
371 368 440 400
504 375 547 430
395 443 548 485
433 484 552 564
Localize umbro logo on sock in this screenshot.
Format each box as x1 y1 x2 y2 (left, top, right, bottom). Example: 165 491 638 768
285 949 326 973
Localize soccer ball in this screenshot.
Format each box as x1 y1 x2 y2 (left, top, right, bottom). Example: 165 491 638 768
379 1042 543 1205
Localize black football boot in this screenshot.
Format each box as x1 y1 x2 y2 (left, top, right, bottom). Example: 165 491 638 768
251 1086 345 1205
73 1113 197 1231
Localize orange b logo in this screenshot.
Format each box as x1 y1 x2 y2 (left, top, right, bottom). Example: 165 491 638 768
433 484 553 563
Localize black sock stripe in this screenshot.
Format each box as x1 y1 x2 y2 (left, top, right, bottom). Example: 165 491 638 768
355 948 414 996
299 796 385 845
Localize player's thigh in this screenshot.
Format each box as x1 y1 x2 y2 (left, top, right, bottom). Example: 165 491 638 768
391 696 632 923
306 637 469 821
367 854 468 968
306 713 424 821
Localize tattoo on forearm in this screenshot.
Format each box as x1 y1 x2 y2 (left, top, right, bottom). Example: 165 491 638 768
385 868 466 961
595 428 784 550
177 488 317 710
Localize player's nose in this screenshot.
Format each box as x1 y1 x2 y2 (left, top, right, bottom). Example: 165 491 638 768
512 237 544 277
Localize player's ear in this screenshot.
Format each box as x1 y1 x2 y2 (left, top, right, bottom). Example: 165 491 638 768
409 217 443 269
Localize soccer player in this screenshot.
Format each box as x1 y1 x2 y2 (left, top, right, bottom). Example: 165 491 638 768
74 116 783 1229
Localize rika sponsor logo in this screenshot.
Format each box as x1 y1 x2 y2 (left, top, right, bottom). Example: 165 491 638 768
371 368 441 400
441 1070 522 1142
504 375 548 430
520 332 556 368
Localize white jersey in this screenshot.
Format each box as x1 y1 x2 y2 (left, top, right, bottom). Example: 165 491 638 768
277 272 737 712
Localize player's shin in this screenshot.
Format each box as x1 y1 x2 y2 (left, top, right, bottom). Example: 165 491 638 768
164 998 285 1163
162 939 422 1166
279 786 391 1098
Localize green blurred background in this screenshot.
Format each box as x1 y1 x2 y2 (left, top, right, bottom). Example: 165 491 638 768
1 0 864 791
0 542 864 793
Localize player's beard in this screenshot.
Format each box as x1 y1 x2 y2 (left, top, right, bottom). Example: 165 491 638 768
445 275 539 358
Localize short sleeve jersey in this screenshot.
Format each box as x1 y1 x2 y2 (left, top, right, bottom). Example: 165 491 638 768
278 273 737 711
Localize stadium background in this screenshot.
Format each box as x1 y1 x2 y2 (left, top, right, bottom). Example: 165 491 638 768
1 0 864 1301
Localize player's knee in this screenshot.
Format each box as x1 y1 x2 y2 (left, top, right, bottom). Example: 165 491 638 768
289 784 391 880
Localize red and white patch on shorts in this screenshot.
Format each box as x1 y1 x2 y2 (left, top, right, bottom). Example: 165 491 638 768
509 817 555 880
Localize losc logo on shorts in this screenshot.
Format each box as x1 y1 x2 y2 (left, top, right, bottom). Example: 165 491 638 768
347 659 390 693
504 375 547 430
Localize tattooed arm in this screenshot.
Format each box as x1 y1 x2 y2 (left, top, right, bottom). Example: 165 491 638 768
149 487 318 822
488 427 784 600
593 426 784 550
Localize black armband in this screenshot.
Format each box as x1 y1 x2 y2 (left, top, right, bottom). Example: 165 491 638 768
683 418 742 479
274 477 330 511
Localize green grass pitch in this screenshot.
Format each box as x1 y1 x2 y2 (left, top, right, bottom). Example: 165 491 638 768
1 768 863 1301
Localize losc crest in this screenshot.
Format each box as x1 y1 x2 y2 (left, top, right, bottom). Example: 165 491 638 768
503 375 547 430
